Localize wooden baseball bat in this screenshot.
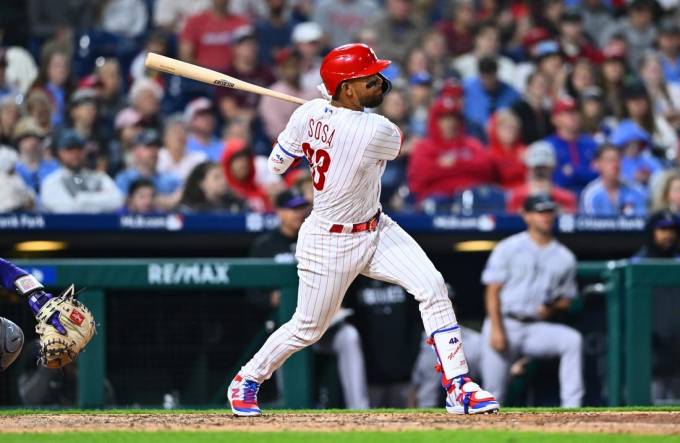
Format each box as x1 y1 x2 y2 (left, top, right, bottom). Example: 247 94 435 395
144 52 308 105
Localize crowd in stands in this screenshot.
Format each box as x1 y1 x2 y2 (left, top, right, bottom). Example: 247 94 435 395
2 0 680 217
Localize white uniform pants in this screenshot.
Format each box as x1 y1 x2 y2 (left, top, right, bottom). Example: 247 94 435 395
241 213 457 385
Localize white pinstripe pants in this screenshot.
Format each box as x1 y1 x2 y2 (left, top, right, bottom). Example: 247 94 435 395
240 213 458 383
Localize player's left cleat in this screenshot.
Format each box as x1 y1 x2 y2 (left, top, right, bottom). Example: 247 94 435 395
228 374 262 417
442 374 500 415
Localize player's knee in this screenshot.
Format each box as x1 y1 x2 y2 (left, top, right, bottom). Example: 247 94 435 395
334 324 360 349
560 328 583 353
288 314 326 346
0 317 24 371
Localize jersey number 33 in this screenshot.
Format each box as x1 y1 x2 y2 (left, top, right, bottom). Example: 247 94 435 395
302 142 331 191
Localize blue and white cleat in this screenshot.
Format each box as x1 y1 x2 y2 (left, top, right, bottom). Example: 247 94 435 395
444 375 500 415
228 374 262 416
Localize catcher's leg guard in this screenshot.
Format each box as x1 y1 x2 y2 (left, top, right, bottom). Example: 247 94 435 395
428 326 500 414
0 317 24 371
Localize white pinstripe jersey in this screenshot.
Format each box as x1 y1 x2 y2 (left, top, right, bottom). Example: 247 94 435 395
277 99 402 224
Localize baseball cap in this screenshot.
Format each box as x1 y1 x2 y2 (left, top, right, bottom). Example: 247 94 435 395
13 117 46 143
533 40 562 60
560 9 582 23
603 44 627 61
521 27 551 49
57 129 85 149
183 97 213 124
232 25 256 44
409 72 433 86
581 86 603 102
275 188 310 209
133 129 162 147
292 22 323 44
623 81 648 100
523 194 558 212
652 211 680 229
115 107 142 130
70 88 98 107
525 141 556 168
552 97 577 116
659 21 680 36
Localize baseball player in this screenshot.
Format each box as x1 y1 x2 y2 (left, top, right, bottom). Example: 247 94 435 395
0 257 94 371
480 194 584 407
0 257 67 371
228 43 499 416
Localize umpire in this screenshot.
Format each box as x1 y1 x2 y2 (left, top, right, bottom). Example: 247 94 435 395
480 194 584 407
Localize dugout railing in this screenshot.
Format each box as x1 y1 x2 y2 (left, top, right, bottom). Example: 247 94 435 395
13 258 676 408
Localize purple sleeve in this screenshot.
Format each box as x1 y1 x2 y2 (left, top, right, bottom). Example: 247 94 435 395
0 258 28 291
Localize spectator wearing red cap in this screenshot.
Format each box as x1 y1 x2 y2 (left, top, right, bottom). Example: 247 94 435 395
179 0 249 73
544 98 598 194
511 72 554 144
407 98 499 202
486 109 526 189
220 139 271 212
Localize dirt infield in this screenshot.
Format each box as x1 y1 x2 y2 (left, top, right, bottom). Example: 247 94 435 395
1 411 679 435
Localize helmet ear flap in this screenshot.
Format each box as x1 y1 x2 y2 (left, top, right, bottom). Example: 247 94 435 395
379 73 392 94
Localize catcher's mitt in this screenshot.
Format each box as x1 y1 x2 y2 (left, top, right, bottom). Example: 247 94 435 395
34 285 95 368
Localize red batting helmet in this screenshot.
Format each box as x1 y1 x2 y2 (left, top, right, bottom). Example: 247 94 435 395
320 43 391 96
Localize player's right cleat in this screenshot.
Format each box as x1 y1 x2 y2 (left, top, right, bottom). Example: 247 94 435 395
228 374 262 416
442 374 500 415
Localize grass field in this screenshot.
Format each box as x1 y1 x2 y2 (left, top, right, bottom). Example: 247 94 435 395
0 407 678 443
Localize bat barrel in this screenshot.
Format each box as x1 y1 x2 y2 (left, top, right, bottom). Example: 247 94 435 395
144 52 307 106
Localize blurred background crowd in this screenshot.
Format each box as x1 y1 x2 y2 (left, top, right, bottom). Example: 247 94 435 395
2 0 680 217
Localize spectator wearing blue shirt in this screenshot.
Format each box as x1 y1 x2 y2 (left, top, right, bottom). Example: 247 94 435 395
184 98 223 161
463 56 520 140
115 129 182 211
657 23 680 84
12 117 58 193
580 144 648 216
254 0 293 65
544 98 598 195
610 119 664 187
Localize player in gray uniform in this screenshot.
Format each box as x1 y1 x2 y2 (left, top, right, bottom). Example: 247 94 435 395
480 194 584 407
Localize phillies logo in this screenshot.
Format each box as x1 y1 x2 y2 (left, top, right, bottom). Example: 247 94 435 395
69 309 85 326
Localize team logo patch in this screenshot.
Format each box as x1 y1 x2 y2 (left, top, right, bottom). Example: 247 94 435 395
69 309 85 326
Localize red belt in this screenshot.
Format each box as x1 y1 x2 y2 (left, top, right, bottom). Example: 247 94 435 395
329 210 381 233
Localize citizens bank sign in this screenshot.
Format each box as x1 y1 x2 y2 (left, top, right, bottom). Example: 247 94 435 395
148 262 230 285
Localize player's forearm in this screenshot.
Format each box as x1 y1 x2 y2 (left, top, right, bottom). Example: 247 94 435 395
484 284 504 329
268 144 299 175
0 258 29 291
